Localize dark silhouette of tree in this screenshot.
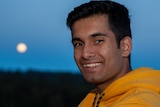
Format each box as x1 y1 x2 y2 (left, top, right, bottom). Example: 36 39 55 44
0 69 94 107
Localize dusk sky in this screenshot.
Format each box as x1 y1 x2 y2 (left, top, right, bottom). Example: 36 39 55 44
0 0 160 73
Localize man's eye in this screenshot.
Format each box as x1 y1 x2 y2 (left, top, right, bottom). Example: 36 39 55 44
95 40 104 44
73 42 83 47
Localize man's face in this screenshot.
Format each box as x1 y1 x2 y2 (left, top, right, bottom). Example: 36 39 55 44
71 15 127 87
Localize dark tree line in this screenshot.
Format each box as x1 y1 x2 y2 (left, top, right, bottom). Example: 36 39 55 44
0 70 95 107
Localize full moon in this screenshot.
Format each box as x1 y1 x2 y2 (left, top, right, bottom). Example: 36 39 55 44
16 43 27 53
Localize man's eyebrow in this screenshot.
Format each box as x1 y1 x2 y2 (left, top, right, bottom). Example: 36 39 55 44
90 32 107 37
71 33 107 43
72 37 81 43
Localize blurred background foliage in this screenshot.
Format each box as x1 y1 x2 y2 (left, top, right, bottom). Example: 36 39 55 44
0 70 94 107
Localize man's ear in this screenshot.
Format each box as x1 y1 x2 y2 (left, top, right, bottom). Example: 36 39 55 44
120 36 132 57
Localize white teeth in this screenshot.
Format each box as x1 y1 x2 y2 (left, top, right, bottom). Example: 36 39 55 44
83 63 101 68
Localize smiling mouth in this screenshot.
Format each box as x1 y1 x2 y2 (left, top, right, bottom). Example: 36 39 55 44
83 63 101 68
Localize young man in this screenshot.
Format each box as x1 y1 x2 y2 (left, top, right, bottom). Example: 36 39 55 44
66 1 160 107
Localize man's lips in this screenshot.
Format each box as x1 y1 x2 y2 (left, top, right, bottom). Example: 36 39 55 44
83 63 102 68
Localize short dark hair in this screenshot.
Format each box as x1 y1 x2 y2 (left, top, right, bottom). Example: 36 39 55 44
66 0 132 47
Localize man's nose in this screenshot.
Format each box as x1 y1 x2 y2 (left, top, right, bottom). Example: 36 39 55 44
82 44 95 59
